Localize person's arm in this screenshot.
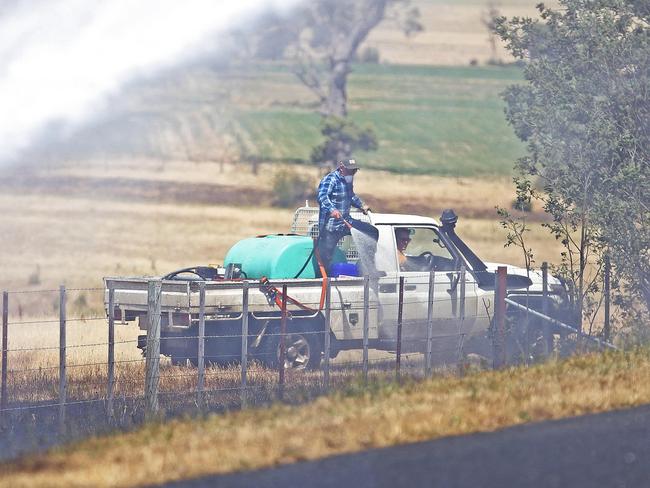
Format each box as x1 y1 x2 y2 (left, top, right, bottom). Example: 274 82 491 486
352 193 371 214
351 194 364 209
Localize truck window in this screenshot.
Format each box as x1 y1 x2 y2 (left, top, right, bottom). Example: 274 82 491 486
394 227 456 272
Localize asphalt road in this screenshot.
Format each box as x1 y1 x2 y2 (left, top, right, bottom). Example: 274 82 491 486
161 404 650 488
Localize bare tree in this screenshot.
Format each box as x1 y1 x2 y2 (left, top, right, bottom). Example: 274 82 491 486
238 0 420 166
289 0 421 118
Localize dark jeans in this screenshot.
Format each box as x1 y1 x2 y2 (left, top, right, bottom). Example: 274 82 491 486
317 226 349 273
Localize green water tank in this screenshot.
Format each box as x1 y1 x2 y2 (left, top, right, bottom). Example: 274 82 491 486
223 235 346 279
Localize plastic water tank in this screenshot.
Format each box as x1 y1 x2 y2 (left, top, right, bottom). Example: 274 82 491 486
223 235 346 279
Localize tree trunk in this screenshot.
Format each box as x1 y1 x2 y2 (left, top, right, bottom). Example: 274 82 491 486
321 60 350 118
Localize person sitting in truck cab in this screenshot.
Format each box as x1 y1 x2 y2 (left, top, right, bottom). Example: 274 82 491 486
396 228 416 271
395 227 457 272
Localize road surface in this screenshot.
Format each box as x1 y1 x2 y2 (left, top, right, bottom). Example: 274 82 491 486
163 404 650 488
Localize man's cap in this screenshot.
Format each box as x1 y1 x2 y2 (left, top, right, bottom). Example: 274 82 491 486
339 159 360 170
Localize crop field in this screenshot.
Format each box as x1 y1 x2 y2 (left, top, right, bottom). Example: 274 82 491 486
233 63 526 175
86 62 527 176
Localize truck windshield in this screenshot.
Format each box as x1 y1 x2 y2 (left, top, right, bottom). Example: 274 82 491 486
394 227 456 272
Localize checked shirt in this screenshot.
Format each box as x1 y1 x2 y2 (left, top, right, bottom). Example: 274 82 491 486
317 170 365 233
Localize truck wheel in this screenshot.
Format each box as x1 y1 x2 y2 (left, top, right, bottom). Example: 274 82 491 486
258 325 323 371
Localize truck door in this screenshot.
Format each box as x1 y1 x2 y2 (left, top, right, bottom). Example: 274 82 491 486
377 226 478 357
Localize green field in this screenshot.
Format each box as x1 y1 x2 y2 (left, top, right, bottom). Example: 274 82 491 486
231 63 526 175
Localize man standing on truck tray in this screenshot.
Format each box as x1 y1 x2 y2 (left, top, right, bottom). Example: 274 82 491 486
317 159 371 271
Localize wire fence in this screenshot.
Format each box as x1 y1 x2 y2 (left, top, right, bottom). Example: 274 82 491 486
0 265 615 457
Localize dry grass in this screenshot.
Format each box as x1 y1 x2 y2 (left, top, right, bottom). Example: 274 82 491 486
0 160 560 297
1 348 648 487
367 0 560 66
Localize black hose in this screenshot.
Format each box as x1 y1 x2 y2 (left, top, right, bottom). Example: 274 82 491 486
293 232 319 279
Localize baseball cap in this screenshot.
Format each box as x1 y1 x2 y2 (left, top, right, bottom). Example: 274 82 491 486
340 159 360 170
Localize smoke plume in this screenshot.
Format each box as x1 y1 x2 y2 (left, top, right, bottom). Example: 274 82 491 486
0 0 300 164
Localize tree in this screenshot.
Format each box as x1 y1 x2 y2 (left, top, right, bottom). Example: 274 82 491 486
496 0 650 328
288 0 421 118
244 0 421 166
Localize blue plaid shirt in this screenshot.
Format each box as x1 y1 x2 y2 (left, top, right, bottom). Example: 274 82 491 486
317 170 364 232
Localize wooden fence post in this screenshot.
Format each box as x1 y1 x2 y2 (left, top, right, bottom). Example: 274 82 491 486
323 279 332 392
425 271 435 378
59 285 67 430
197 282 206 409
492 267 507 368
107 283 115 420
1 291 8 416
362 276 370 384
278 284 287 400
240 282 249 407
396 276 404 382
145 279 161 419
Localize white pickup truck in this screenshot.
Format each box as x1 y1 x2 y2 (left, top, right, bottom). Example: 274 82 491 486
104 207 568 369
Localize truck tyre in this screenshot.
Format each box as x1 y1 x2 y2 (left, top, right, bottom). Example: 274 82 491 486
258 323 323 371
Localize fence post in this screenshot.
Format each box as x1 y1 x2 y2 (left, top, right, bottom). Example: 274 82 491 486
459 266 466 321
425 271 435 378
107 284 115 420
492 267 507 369
59 285 67 430
145 279 161 419
240 282 249 407
542 262 553 356
458 266 466 365
197 282 206 409
362 276 370 384
323 278 331 392
604 255 611 343
396 276 404 382
278 284 287 401
1 291 8 416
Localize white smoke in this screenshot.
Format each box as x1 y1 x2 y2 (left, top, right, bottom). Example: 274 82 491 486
0 0 301 163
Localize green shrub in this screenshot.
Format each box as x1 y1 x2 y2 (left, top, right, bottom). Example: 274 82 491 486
357 46 380 64
271 170 314 208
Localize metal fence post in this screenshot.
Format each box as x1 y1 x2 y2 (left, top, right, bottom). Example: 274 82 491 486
107 283 115 420
1 291 8 416
425 271 435 377
542 262 553 356
323 278 332 392
145 279 161 419
604 255 611 343
459 266 466 321
458 266 466 365
59 285 67 430
362 276 370 384
197 282 206 409
278 284 287 401
240 282 249 407
396 276 404 382
493 267 507 369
